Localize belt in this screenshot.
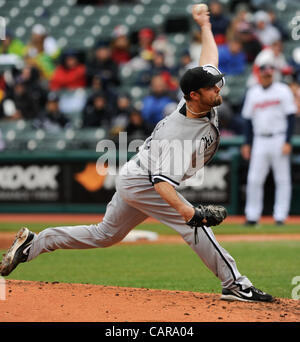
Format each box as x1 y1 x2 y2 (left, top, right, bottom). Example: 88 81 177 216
257 132 285 138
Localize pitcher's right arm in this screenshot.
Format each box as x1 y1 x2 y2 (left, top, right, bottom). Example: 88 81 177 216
192 5 219 68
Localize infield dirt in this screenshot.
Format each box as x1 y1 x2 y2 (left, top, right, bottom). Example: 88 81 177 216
0 280 299 322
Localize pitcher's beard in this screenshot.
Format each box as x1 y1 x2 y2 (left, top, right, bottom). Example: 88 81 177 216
213 95 222 107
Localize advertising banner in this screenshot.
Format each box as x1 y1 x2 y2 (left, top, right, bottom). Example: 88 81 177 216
0 160 231 207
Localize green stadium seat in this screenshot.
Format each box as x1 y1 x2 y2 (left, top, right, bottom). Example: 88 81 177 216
284 40 299 58
37 139 67 151
0 119 29 133
71 128 107 150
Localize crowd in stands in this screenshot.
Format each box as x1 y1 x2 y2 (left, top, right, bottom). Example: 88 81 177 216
1 0 300 149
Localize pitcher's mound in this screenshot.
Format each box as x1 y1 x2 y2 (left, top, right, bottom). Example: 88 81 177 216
0 280 299 322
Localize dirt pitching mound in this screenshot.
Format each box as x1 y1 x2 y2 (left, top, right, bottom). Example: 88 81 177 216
0 280 299 322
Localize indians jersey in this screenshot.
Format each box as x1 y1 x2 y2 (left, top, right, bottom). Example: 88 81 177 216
241 82 297 135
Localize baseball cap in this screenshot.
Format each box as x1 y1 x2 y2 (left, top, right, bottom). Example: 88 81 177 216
258 59 276 72
180 66 225 95
112 25 129 38
259 63 275 70
254 10 270 24
139 28 154 39
32 24 47 35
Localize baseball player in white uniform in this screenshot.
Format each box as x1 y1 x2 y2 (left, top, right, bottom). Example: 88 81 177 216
1 6 273 303
241 63 296 225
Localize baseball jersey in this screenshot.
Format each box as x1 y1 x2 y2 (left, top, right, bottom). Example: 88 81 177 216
135 98 220 187
241 82 297 136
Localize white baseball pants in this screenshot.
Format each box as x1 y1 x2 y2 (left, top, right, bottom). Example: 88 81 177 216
245 134 291 222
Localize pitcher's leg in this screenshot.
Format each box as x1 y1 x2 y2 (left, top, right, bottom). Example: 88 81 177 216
125 187 252 290
192 225 252 289
28 191 148 261
158 213 252 290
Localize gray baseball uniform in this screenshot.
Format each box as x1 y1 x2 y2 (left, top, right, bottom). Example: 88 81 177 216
27 91 252 291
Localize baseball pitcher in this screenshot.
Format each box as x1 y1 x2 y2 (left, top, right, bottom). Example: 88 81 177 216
0 5 273 303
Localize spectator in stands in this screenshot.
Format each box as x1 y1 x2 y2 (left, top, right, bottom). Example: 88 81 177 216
88 73 116 110
137 28 155 62
50 50 86 91
235 22 262 63
33 92 70 132
227 6 249 37
86 41 120 89
228 0 253 13
267 9 289 41
82 91 111 128
189 31 202 65
0 30 25 57
248 39 292 86
152 34 176 69
110 25 132 65
2 78 39 120
253 10 281 47
125 109 152 141
128 28 155 72
176 49 197 79
19 65 48 110
0 88 6 119
27 24 60 59
141 74 176 128
110 92 133 136
209 0 230 45
288 48 300 84
218 37 247 75
137 50 177 91
0 70 6 90
24 24 60 79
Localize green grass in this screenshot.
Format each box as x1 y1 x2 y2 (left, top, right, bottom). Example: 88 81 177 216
1 220 299 299
2 240 299 299
1 221 300 235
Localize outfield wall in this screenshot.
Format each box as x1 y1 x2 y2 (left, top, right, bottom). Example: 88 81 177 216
1 136 300 215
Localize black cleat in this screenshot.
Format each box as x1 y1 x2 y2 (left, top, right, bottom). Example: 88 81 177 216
0 227 34 276
275 221 285 226
221 286 274 303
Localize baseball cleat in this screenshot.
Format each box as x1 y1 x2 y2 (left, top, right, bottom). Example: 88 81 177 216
221 286 274 303
0 227 34 276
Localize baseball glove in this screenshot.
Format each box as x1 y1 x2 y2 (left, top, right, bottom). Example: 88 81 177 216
186 205 227 243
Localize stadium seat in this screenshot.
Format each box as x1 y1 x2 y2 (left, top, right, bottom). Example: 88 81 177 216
0 0 297 154
71 128 107 150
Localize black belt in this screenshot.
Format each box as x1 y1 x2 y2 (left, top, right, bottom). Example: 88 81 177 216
257 132 285 138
